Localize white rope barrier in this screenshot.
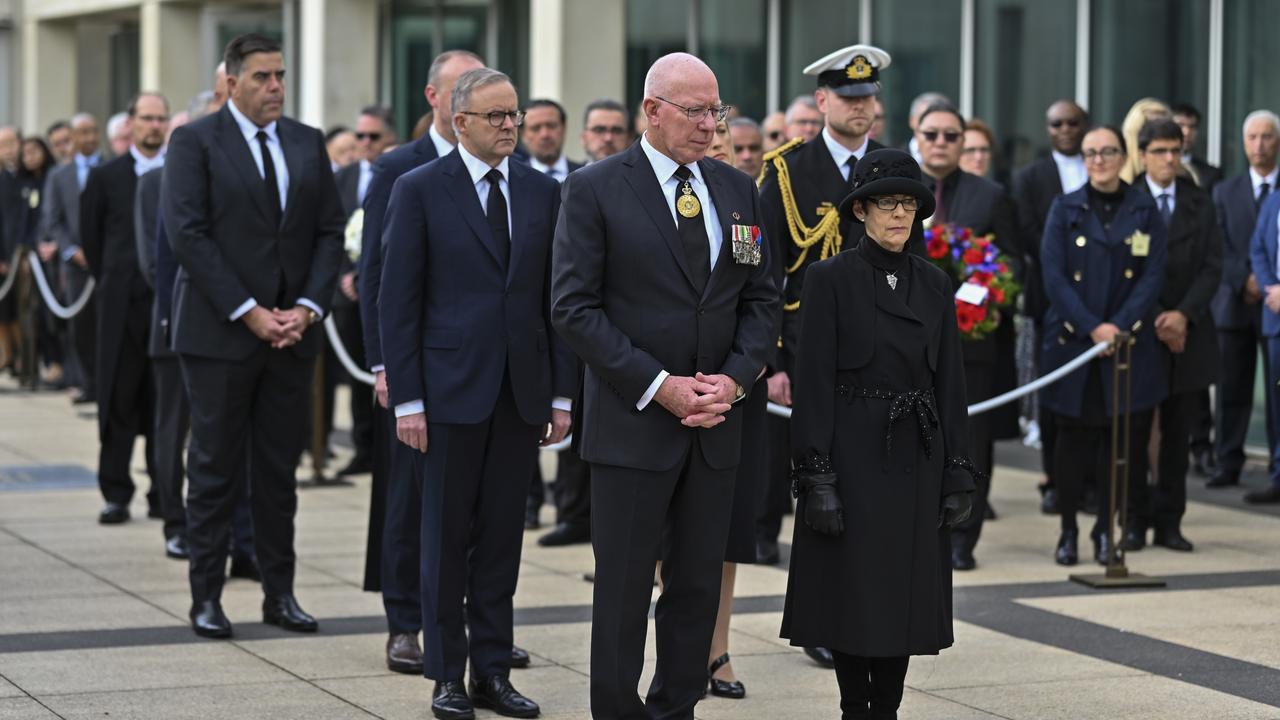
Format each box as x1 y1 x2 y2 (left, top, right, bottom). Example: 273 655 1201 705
0 247 20 302
26 250 95 320
323 314 377 386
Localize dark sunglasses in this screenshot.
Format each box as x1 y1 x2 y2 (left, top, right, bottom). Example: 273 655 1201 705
766 131 783 141
1048 119 1081 129
921 130 962 144
355 132 383 141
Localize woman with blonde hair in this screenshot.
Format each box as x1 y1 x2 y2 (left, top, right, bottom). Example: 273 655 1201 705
1120 98 1171 182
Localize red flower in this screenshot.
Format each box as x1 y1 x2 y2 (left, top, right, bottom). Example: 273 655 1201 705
958 227 972 240
971 271 993 284
996 262 1008 273
991 287 1006 304
928 239 950 259
956 307 976 333
973 304 988 321
962 247 985 265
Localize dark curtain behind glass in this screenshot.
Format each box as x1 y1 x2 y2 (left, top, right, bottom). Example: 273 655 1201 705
973 0 1076 180
1088 0 1208 130
110 26 141 119
625 0 686 125
872 0 961 148
1222 0 1280 180
389 1 487 139
699 0 768 121
779 0 860 120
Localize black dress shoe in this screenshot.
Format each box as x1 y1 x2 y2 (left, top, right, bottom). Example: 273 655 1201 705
71 390 95 405
469 675 540 718
190 600 232 638
984 503 998 521
1118 527 1146 552
432 680 475 720
386 633 424 674
1055 529 1078 566
1039 486 1059 515
262 594 318 632
755 537 781 565
1206 471 1240 488
229 554 261 582
804 646 835 668
707 653 746 699
98 502 130 525
537 523 591 547
524 510 541 531
951 547 976 571
1093 533 1114 566
165 535 189 560
337 455 373 477
510 646 531 669
1153 529 1194 552
1244 485 1280 504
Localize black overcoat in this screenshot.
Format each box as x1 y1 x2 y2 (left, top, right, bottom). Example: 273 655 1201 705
782 238 976 657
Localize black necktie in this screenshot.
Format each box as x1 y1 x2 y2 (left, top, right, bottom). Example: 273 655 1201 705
1259 182 1271 210
673 166 710 294
1158 193 1173 226
256 131 282 227
485 168 510 268
846 155 858 190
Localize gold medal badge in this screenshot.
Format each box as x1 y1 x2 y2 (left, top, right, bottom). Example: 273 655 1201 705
1129 230 1150 257
27 189 39 209
677 181 701 218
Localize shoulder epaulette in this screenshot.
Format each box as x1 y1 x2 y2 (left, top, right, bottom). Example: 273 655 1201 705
762 136 804 163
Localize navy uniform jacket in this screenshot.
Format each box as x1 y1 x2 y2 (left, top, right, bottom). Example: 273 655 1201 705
1040 184 1168 418
1248 191 1280 338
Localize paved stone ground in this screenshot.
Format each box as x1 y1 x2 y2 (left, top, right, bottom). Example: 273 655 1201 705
2 377 1280 719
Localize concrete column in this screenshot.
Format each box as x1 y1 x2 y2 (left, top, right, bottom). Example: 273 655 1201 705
140 0 203 111
298 0 378 130
528 0 625 158
21 17 76 132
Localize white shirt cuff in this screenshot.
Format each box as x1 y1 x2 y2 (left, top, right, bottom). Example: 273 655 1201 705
229 298 257 321
552 396 573 412
371 364 386 374
636 370 669 411
394 400 425 418
296 297 324 317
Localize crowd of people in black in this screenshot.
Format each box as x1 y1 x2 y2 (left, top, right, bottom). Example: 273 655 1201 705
4 31 1280 720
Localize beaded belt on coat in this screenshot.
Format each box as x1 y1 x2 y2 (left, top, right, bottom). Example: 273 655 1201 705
835 386 939 458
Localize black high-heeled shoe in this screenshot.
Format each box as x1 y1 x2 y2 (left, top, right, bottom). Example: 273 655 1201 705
707 653 745 699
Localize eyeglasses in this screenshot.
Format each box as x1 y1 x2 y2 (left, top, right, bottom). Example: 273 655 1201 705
766 131 783 141
1049 119 1081 129
587 125 627 136
1082 147 1124 161
355 132 382 141
655 96 732 123
792 118 823 128
135 114 169 124
1144 146 1181 157
871 196 920 212
962 146 992 156
460 110 526 128
921 130 962 144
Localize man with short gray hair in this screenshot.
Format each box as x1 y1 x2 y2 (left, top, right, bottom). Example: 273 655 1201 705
784 94 822 142
907 91 952 163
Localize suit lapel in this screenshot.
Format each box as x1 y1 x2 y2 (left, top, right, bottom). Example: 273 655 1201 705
621 144 697 291
279 121 305 225
699 160 736 299
441 152 506 268
216 108 274 223
506 161 531 286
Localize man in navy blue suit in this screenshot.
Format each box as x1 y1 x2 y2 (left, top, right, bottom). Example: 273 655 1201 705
380 67 575 720
1248 185 1280 504
356 48 487 677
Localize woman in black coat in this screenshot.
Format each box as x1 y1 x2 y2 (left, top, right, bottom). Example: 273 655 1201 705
782 148 979 719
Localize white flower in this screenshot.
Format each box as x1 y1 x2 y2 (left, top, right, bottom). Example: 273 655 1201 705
344 209 364 262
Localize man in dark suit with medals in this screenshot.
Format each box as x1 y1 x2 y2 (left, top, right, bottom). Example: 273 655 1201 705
552 53 779 719
162 34 345 638
380 68 574 719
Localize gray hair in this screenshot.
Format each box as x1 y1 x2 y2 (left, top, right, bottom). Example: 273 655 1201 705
428 50 485 88
729 117 762 134
784 95 818 123
70 112 96 129
1243 110 1280 138
187 91 216 120
909 92 952 122
106 112 129 137
451 68 512 117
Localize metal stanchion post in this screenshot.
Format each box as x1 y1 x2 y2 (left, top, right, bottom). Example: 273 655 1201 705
1070 332 1165 589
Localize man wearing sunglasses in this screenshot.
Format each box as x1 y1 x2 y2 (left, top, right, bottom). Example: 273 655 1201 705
1011 99 1090 516
913 102 1021 573
756 43 890 670
580 98 631 163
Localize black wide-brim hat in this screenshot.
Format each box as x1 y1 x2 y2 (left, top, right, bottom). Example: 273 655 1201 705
838 148 935 222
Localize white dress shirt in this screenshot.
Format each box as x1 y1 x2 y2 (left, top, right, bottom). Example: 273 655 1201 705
429 123 455 159
74 152 100 190
1146 174 1177 217
635 133 727 411
357 159 373 206
822 128 870 182
129 145 165 177
908 136 923 165
529 154 570 183
1250 166 1279 202
394 143 570 418
225 98 321 322
1052 150 1088 194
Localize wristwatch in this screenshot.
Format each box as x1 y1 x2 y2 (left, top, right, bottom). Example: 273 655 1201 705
307 309 319 325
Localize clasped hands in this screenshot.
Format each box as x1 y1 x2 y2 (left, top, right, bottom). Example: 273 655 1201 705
655 372 738 429
1264 284 1280 315
1154 310 1187 354
396 408 571 455
244 305 312 349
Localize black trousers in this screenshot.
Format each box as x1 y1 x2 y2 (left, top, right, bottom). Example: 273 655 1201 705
324 303 373 460
151 356 190 539
420 378 540 681
589 436 736 720
754 413 792 545
181 347 312 602
1189 388 1213 456
1215 326 1271 476
553 448 591 530
1054 410 1154 536
1129 390 1192 532
97 298 155 506
832 652 909 719
365 403 424 634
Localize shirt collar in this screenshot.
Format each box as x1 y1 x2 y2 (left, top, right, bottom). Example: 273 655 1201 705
821 127 868 170
429 123 455 159
1250 166 1279 189
75 152 99 168
640 133 705 186
1052 150 1084 166
1146 173 1176 199
129 145 165 174
529 154 569 177
456 141 510 186
227 97 278 143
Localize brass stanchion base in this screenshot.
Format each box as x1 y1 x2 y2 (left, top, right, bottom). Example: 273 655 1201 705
1069 567 1166 589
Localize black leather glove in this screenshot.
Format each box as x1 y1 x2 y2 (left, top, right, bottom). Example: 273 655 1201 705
938 492 973 529
796 471 844 536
